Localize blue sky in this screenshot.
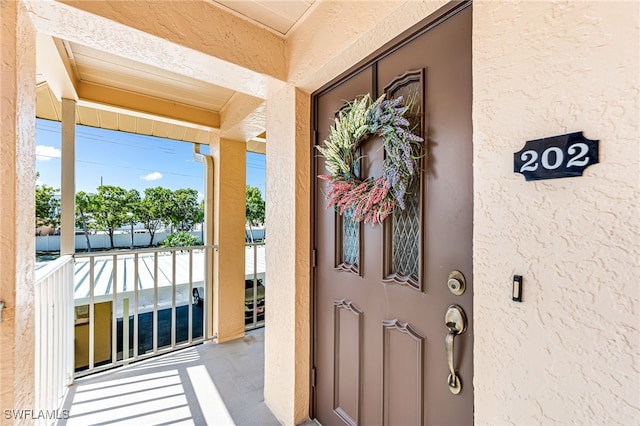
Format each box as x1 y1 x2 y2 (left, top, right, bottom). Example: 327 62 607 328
35 118 266 199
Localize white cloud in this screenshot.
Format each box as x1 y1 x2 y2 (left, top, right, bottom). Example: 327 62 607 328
197 191 204 200
36 145 61 161
140 171 163 181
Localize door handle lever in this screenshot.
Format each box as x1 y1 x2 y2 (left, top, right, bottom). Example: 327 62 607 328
445 304 467 394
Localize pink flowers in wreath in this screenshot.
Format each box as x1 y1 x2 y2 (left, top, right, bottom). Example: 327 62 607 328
317 94 424 226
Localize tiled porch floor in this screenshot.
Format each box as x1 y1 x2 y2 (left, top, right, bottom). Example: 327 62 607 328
60 328 280 426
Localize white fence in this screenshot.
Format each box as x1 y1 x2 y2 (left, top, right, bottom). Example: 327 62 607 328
36 228 265 251
34 255 75 426
35 231 203 252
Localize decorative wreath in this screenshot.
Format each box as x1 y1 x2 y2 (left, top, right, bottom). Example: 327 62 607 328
317 94 423 226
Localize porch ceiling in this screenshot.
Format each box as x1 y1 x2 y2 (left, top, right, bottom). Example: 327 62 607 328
32 0 308 155
211 0 316 35
36 83 213 146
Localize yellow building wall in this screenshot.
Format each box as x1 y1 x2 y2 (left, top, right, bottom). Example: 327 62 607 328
74 302 112 370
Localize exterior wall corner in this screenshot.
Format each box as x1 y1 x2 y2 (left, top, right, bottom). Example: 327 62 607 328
0 0 37 415
210 136 247 343
264 84 312 425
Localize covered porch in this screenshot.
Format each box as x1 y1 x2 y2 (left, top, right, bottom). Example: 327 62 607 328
59 328 278 426
0 1 637 425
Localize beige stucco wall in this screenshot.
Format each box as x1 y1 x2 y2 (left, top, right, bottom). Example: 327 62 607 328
264 84 311 425
473 1 639 424
28 0 281 99
210 136 247 343
0 0 37 419
287 0 448 92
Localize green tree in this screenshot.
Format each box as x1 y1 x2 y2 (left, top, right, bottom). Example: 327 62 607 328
91 185 132 249
75 191 95 251
138 186 173 246
159 231 201 248
35 180 60 233
245 185 265 242
194 200 205 227
169 188 200 232
125 189 141 249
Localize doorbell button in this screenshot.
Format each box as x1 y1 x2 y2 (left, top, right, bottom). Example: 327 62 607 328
512 275 523 302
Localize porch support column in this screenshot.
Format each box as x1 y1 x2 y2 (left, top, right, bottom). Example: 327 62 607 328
0 0 36 414
264 84 311 425
60 99 76 255
209 134 246 343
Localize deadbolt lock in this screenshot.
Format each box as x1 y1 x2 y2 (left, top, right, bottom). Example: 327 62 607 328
447 270 466 296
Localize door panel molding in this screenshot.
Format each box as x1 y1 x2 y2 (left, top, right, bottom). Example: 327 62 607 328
382 319 425 426
333 299 363 426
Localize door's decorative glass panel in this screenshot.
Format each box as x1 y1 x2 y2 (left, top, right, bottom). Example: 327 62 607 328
383 69 425 289
336 209 360 274
391 176 420 278
334 106 362 275
342 207 359 265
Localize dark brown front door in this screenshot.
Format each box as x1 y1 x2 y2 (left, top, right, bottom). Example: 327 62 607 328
312 5 472 426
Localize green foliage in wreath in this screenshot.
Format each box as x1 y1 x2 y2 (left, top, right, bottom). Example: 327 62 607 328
317 94 423 226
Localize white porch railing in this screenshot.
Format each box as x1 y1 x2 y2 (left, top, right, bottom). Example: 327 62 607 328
34 255 75 425
33 242 262 414
245 242 266 330
72 245 213 377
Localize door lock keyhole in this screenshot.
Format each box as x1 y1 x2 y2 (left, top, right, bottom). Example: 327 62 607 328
447 271 466 296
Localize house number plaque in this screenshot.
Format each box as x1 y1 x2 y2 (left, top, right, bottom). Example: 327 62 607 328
514 132 599 181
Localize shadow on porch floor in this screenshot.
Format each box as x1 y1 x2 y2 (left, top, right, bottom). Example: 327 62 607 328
60 328 280 426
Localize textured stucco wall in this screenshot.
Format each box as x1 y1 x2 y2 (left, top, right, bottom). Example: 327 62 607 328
211 136 247 343
264 84 310 425
0 0 36 418
58 0 286 82
473 1 639 424
287 0 448 92
27 0 280 100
